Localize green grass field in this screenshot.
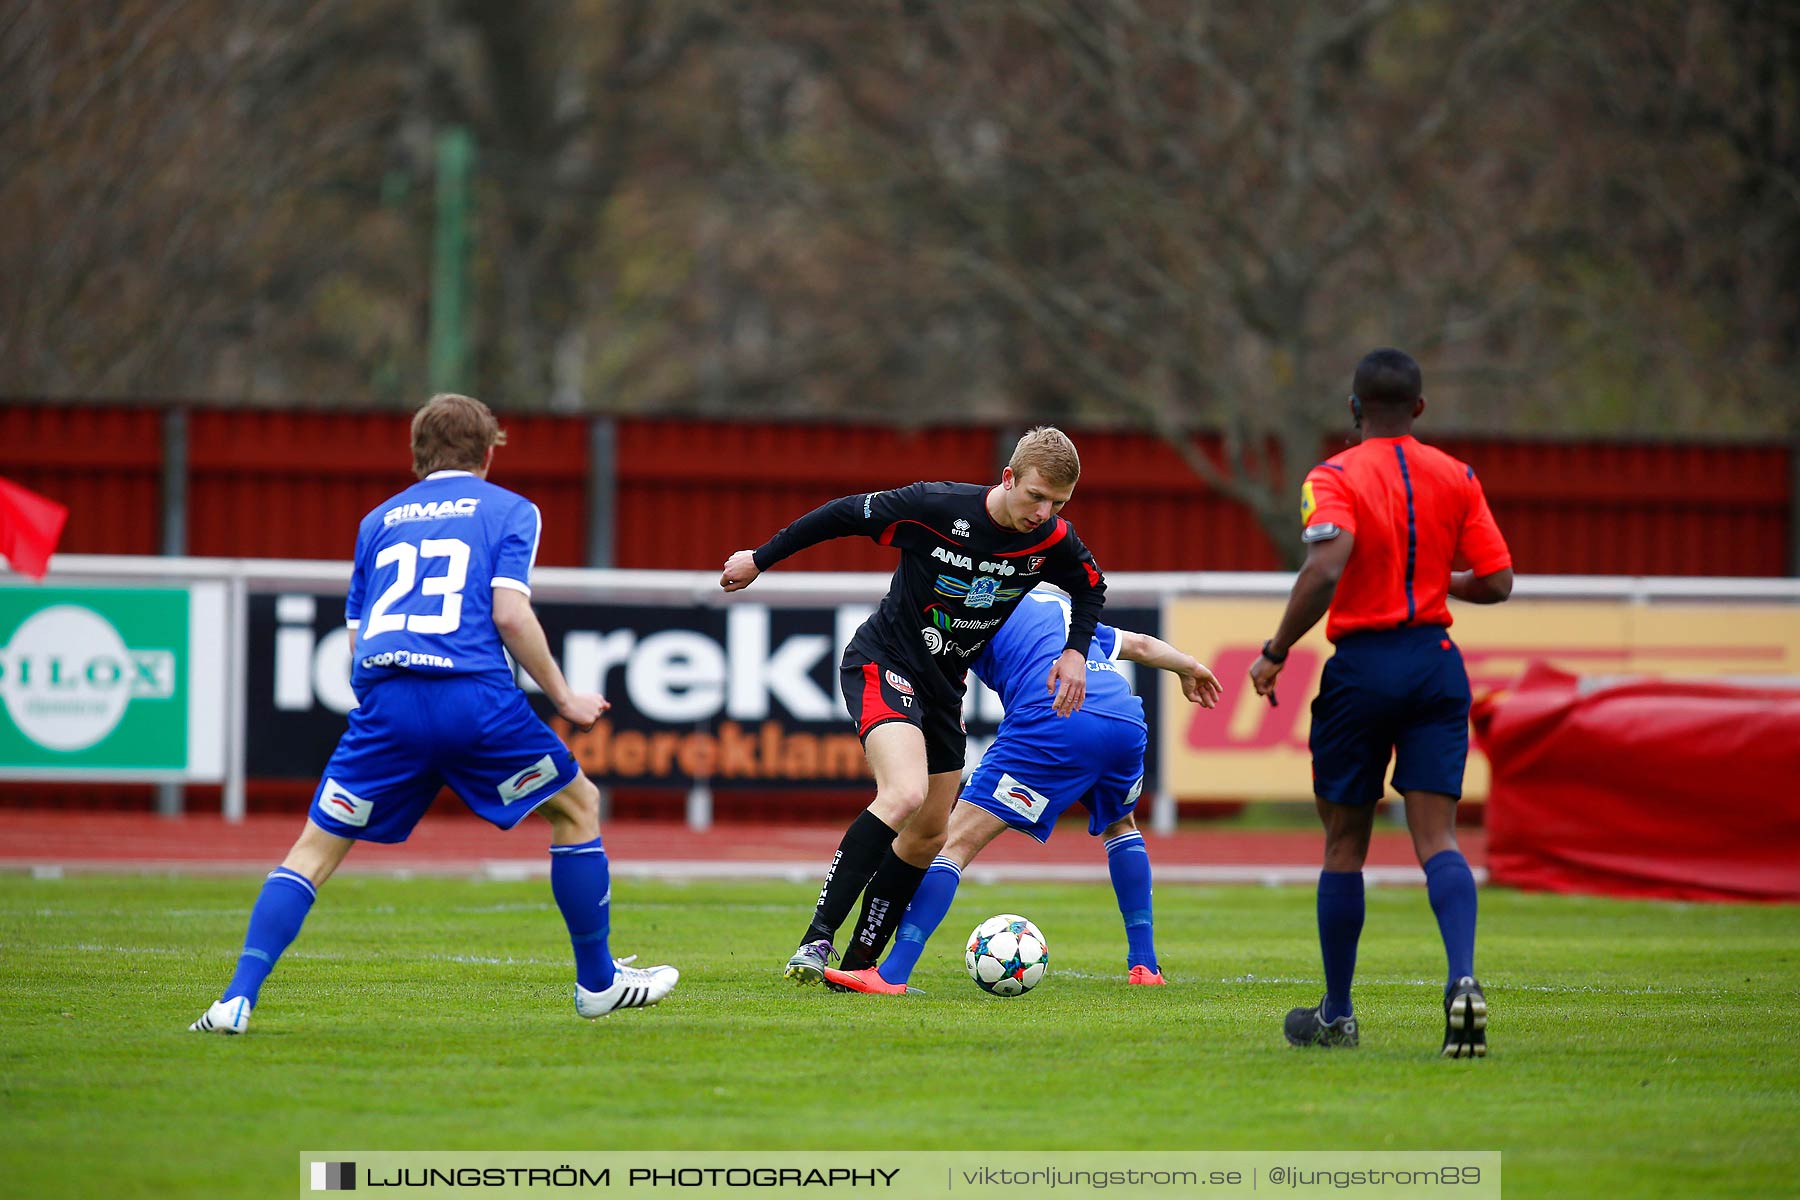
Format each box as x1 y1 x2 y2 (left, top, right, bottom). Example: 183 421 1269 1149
3 872 1796 1199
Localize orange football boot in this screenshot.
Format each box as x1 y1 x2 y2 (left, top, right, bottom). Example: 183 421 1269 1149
822 965 910 995
1127 965 1166 986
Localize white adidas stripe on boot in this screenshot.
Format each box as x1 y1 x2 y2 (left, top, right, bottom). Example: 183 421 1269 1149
190 995 253 1035
574 957 679 1017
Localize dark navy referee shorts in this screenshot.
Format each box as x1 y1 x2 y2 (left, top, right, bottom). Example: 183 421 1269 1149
1309 624 1473 806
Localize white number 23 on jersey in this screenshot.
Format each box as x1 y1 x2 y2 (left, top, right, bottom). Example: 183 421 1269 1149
363 538 470 637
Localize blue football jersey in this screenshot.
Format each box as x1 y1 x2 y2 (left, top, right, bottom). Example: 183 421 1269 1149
345 470 540 693
970 590 1141 726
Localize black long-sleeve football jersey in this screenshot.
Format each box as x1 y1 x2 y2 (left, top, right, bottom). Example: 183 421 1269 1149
753 481 1106 703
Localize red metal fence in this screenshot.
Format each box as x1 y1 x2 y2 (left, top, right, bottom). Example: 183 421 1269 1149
184 410 592 564
1434 437 1795 577
2 401 1793 820
4 403 1791 574
1 405 163 555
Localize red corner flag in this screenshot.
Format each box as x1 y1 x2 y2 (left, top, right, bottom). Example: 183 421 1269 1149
0 477 69 580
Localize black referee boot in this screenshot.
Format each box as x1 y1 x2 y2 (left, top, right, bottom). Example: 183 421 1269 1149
1283 998 1359 1048
1441 976 1488 1059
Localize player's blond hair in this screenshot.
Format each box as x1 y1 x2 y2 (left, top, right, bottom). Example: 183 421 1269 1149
411 393 507 478
1007 426 1081 488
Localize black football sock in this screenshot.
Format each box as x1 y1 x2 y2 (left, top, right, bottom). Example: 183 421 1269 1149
839 851 929 971
799 809 897 947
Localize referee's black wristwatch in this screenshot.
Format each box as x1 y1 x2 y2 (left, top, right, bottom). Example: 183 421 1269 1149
1260 639 1288 664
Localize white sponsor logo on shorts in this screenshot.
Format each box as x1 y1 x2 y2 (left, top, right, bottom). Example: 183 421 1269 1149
318 778 372 827
995 772 1050 820
1126 775 1144 806
498 754 561 803
884 670 914 696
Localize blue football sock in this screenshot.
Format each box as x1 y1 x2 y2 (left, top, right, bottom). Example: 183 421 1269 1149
222 867 317 1006
1423 849 1478 992
1105 830 1157 972
879 857 962 986
550 837 615 992
1317 869 1365 1023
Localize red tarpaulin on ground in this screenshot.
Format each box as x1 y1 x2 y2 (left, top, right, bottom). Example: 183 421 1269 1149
1474 663 1800 903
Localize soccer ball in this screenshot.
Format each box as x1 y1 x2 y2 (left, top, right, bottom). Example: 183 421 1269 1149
965 914 1049 997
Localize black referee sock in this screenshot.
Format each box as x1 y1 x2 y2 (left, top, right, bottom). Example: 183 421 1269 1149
840 851 929 971
799 809 897 948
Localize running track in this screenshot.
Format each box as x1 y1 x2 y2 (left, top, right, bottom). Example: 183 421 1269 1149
0 812 1485 886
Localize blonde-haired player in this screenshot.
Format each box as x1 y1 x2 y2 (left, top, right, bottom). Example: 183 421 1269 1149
721 427 1110 981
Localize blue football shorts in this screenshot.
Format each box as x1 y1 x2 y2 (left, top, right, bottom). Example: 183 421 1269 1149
308 673 582 843
1309 624 1473 806
961 711 1148 843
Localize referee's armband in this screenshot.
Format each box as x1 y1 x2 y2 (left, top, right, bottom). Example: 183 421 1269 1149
1301 522 1342 543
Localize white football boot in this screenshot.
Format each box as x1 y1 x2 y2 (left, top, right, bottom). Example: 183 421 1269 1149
574 957 679 1017
190 995 253 1035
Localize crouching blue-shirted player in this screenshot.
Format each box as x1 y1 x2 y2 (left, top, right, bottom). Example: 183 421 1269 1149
191 394 677 1034
822 590 1221 994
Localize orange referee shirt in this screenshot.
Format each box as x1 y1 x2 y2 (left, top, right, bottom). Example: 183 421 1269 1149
1301 435 1512 642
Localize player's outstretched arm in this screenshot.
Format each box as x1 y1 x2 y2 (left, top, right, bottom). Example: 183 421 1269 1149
724 487 926 592
492 587 609 730
1117 631 1222 707
720 549 761 592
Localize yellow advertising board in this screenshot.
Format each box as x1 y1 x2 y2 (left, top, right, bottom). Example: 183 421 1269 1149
1162 597 1800 801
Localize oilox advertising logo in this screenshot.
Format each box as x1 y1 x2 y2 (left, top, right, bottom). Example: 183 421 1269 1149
0 604 175 750
0 588 195 772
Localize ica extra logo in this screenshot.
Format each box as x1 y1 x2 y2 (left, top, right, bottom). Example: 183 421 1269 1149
0 605 176 750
